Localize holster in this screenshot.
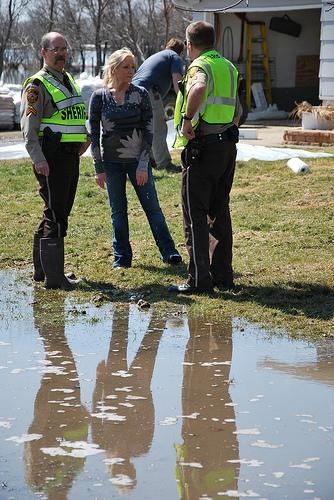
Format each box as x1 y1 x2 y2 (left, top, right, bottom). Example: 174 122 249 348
41 126 62 157
183 139 201 168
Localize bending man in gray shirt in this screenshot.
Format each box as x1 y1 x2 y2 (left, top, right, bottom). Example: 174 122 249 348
133 38 184 171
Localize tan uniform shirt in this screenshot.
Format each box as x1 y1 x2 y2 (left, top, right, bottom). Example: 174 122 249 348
20 65 73 165
186 67 242 136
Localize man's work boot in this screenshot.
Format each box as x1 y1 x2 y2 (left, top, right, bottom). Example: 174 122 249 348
40 238 77 291
32 233 44 282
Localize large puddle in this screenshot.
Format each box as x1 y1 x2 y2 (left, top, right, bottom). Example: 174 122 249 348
1 270 334 499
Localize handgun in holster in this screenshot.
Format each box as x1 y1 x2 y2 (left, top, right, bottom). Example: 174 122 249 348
184 138 201 168
41 126 62 157
178 80 185 94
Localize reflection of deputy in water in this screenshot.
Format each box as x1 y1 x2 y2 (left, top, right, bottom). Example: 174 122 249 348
175 318 239 499
24 294 90 499
91 305 164 492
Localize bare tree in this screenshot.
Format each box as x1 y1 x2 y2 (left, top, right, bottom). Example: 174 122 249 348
2 0 189 83
103 0 168 62
82 0 111 76
124 0 145 62
61 0 91 73
104 0 188 60
0 0 29 80
20 0 87 74
26 0 61 67
162 0 173 44
47 0 56 32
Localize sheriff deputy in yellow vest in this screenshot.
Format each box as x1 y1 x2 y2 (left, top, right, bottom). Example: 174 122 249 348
20 32 90 290
169 21 242 295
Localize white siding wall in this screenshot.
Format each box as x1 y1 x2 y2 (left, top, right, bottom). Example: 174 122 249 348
319 1 334 102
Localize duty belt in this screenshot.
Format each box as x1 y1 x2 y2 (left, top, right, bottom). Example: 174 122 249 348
199 132 230 144
60 143 81 153
39 138 81 153
198 125 239 144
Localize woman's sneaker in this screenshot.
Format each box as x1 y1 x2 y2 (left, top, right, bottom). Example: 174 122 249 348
166 254 182 265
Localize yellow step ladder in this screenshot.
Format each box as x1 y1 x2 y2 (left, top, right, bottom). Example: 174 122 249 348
245 21 272 110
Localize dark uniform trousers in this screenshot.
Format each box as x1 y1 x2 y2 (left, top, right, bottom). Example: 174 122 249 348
34 142 80 238
181 138 237 290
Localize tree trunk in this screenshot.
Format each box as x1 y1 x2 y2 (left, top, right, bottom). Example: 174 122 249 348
0 48 4 81
163 0 171 45
80 48 85 73
95 38 102 76
47 0 55 32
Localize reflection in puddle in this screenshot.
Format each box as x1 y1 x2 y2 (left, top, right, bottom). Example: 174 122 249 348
91 308 166 492
176 319 239 499
0 270 334 499
24 297 92 496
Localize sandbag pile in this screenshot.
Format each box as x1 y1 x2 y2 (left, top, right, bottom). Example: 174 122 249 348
4 84 22 127
0 75 102 130
0 88 15 130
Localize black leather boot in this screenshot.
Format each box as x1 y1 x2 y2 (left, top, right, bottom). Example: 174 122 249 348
33 233 44 282
40 238 77 291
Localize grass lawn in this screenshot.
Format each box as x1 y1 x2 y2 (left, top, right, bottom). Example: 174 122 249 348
0 152 333 338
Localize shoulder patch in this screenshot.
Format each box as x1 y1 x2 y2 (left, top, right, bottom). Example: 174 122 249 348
26 106 37 117
187 67 205 89
27 86 39 105
187 67 198 78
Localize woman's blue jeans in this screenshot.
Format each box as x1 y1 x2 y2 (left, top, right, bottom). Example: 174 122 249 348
104 162 179 267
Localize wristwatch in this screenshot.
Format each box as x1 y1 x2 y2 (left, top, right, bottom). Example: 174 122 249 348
183 114 193 121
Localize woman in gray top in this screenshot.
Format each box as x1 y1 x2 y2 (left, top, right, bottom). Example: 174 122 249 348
88 48 182 268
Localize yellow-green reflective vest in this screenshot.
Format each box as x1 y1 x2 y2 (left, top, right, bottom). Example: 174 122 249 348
174 443 237 498
173 50 238 148
23 70 87 143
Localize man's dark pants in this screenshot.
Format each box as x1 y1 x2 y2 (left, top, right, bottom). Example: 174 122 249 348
34 143 80 238
181 139 237 290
